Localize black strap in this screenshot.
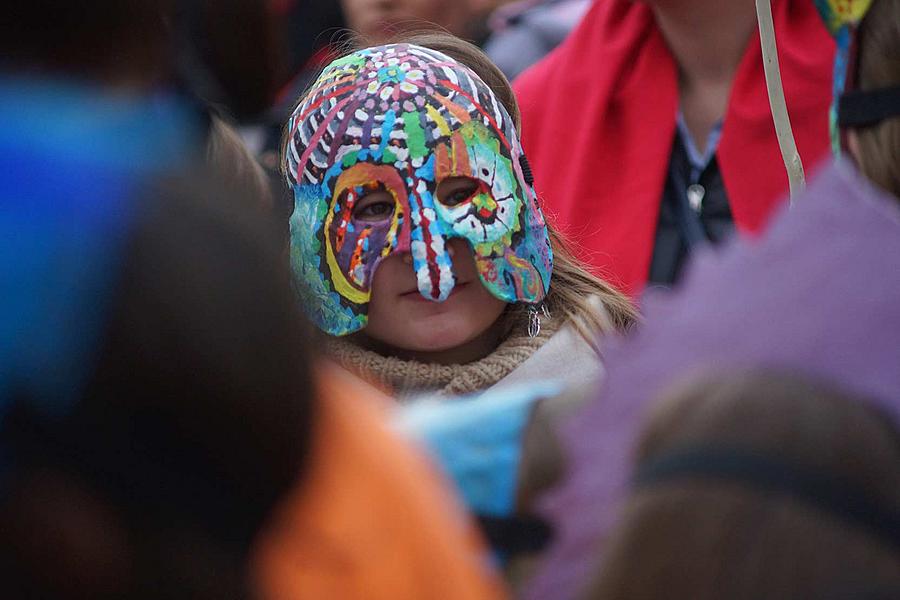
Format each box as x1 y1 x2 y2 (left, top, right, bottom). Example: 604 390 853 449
519 154 535 187
824 585 900 600
838 85 900 128
634 446 900 553
476 513 553 556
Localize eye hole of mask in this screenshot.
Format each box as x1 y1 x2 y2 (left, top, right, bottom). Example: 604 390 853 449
437 177 481 207
352 189 396 223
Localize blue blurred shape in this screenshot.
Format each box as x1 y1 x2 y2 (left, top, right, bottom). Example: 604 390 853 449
396 381 563 518
0 77 195 420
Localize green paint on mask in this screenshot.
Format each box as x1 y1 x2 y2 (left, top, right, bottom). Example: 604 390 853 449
402 111 428 159
342 150 360 167
328 52 367 72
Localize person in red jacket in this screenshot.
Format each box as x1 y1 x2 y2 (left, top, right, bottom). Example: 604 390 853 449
514 0 835 295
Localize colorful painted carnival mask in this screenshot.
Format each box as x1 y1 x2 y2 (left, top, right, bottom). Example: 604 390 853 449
284 44 553 336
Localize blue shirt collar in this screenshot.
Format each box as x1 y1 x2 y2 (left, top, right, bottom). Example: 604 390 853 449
676 110 723 172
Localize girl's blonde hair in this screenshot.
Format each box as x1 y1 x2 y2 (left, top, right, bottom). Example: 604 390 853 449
282 32 638 345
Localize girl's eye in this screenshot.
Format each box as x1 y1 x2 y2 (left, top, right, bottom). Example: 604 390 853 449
351 190 395 222
437 177 479 207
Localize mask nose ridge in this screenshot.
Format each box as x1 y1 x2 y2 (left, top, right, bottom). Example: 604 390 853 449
410 228 456 301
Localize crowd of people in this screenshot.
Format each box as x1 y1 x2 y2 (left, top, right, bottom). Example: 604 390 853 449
2 0 898 598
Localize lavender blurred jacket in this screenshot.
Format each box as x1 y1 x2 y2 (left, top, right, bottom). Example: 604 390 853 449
526 161 900 600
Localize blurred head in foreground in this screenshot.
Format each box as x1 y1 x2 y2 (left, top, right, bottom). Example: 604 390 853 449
0 180 315 600
582 370 900 600
1 2 315 597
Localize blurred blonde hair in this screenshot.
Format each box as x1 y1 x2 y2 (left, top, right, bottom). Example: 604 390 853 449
207 115 273 209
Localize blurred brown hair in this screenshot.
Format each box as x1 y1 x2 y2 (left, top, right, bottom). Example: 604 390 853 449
2 1 284 117
852 0 900 197
582 370 900 600
1 1 170 83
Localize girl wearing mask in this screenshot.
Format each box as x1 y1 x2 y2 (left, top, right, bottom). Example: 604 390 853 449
282 35 636 399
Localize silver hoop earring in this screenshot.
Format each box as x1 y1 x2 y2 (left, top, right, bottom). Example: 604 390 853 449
528 304 546 338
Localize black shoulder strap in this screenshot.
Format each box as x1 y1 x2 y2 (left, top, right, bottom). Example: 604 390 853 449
476 513 554 556
634 445 900 553
838 85 900 128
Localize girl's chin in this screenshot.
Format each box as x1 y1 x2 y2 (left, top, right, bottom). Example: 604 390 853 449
401 327 478 353
360 319 489 357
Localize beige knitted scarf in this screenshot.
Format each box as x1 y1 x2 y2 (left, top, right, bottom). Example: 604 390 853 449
327 316 561 400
